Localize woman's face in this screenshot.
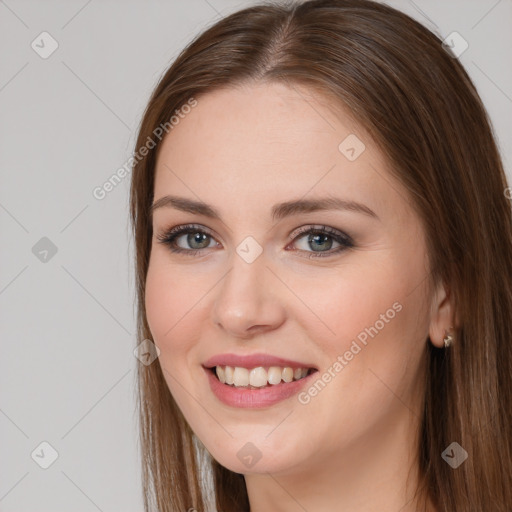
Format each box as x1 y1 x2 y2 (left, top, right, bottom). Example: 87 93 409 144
145 81 440 476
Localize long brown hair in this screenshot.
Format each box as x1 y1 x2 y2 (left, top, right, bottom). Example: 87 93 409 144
129 1 512 510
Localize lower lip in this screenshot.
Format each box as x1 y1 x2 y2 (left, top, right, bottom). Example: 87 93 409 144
204 367 317 408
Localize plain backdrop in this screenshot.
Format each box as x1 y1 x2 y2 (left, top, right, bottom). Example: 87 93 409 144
0 0 511 510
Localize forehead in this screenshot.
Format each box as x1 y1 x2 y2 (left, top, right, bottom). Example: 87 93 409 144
153 82 407 222
157 81 359 174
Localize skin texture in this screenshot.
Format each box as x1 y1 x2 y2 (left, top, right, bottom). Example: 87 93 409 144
145 82 452 512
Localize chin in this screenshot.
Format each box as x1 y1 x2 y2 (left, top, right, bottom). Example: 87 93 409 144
203 435 306 476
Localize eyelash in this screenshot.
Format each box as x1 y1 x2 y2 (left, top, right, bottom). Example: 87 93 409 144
156 223 354 259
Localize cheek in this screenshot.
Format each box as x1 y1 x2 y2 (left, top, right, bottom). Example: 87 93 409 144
314 259 429 408
292 263 406 351
298 252 429 384
145 264 175 343
144 260 201 358
144 262 202 409
293 281 427 452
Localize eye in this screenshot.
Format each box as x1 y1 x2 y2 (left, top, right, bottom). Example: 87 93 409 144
156 224 219 255
156 223 353 258
287 225 353 259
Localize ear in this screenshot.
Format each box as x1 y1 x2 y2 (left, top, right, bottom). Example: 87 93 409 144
428 279 456 348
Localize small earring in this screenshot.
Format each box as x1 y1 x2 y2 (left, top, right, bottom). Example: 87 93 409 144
443 329 453 348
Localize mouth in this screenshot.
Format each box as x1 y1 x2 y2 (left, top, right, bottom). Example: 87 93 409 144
206 365 318 389
201 353 319 408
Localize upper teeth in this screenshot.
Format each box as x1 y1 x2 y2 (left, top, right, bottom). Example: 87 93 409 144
215 366 310 388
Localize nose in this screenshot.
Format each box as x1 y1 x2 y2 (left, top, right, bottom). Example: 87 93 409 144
211 251 286 339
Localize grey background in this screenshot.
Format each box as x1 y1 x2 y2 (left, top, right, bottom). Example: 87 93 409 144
0 0 510 511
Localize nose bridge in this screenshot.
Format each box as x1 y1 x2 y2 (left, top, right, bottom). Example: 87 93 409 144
212 244 285 336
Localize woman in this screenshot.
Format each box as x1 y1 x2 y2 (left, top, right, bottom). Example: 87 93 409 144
129 0 512 510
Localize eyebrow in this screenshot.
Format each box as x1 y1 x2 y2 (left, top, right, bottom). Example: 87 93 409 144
150 195 379 222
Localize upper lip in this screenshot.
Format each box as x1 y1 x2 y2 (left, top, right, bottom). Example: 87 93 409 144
202 353 318 370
